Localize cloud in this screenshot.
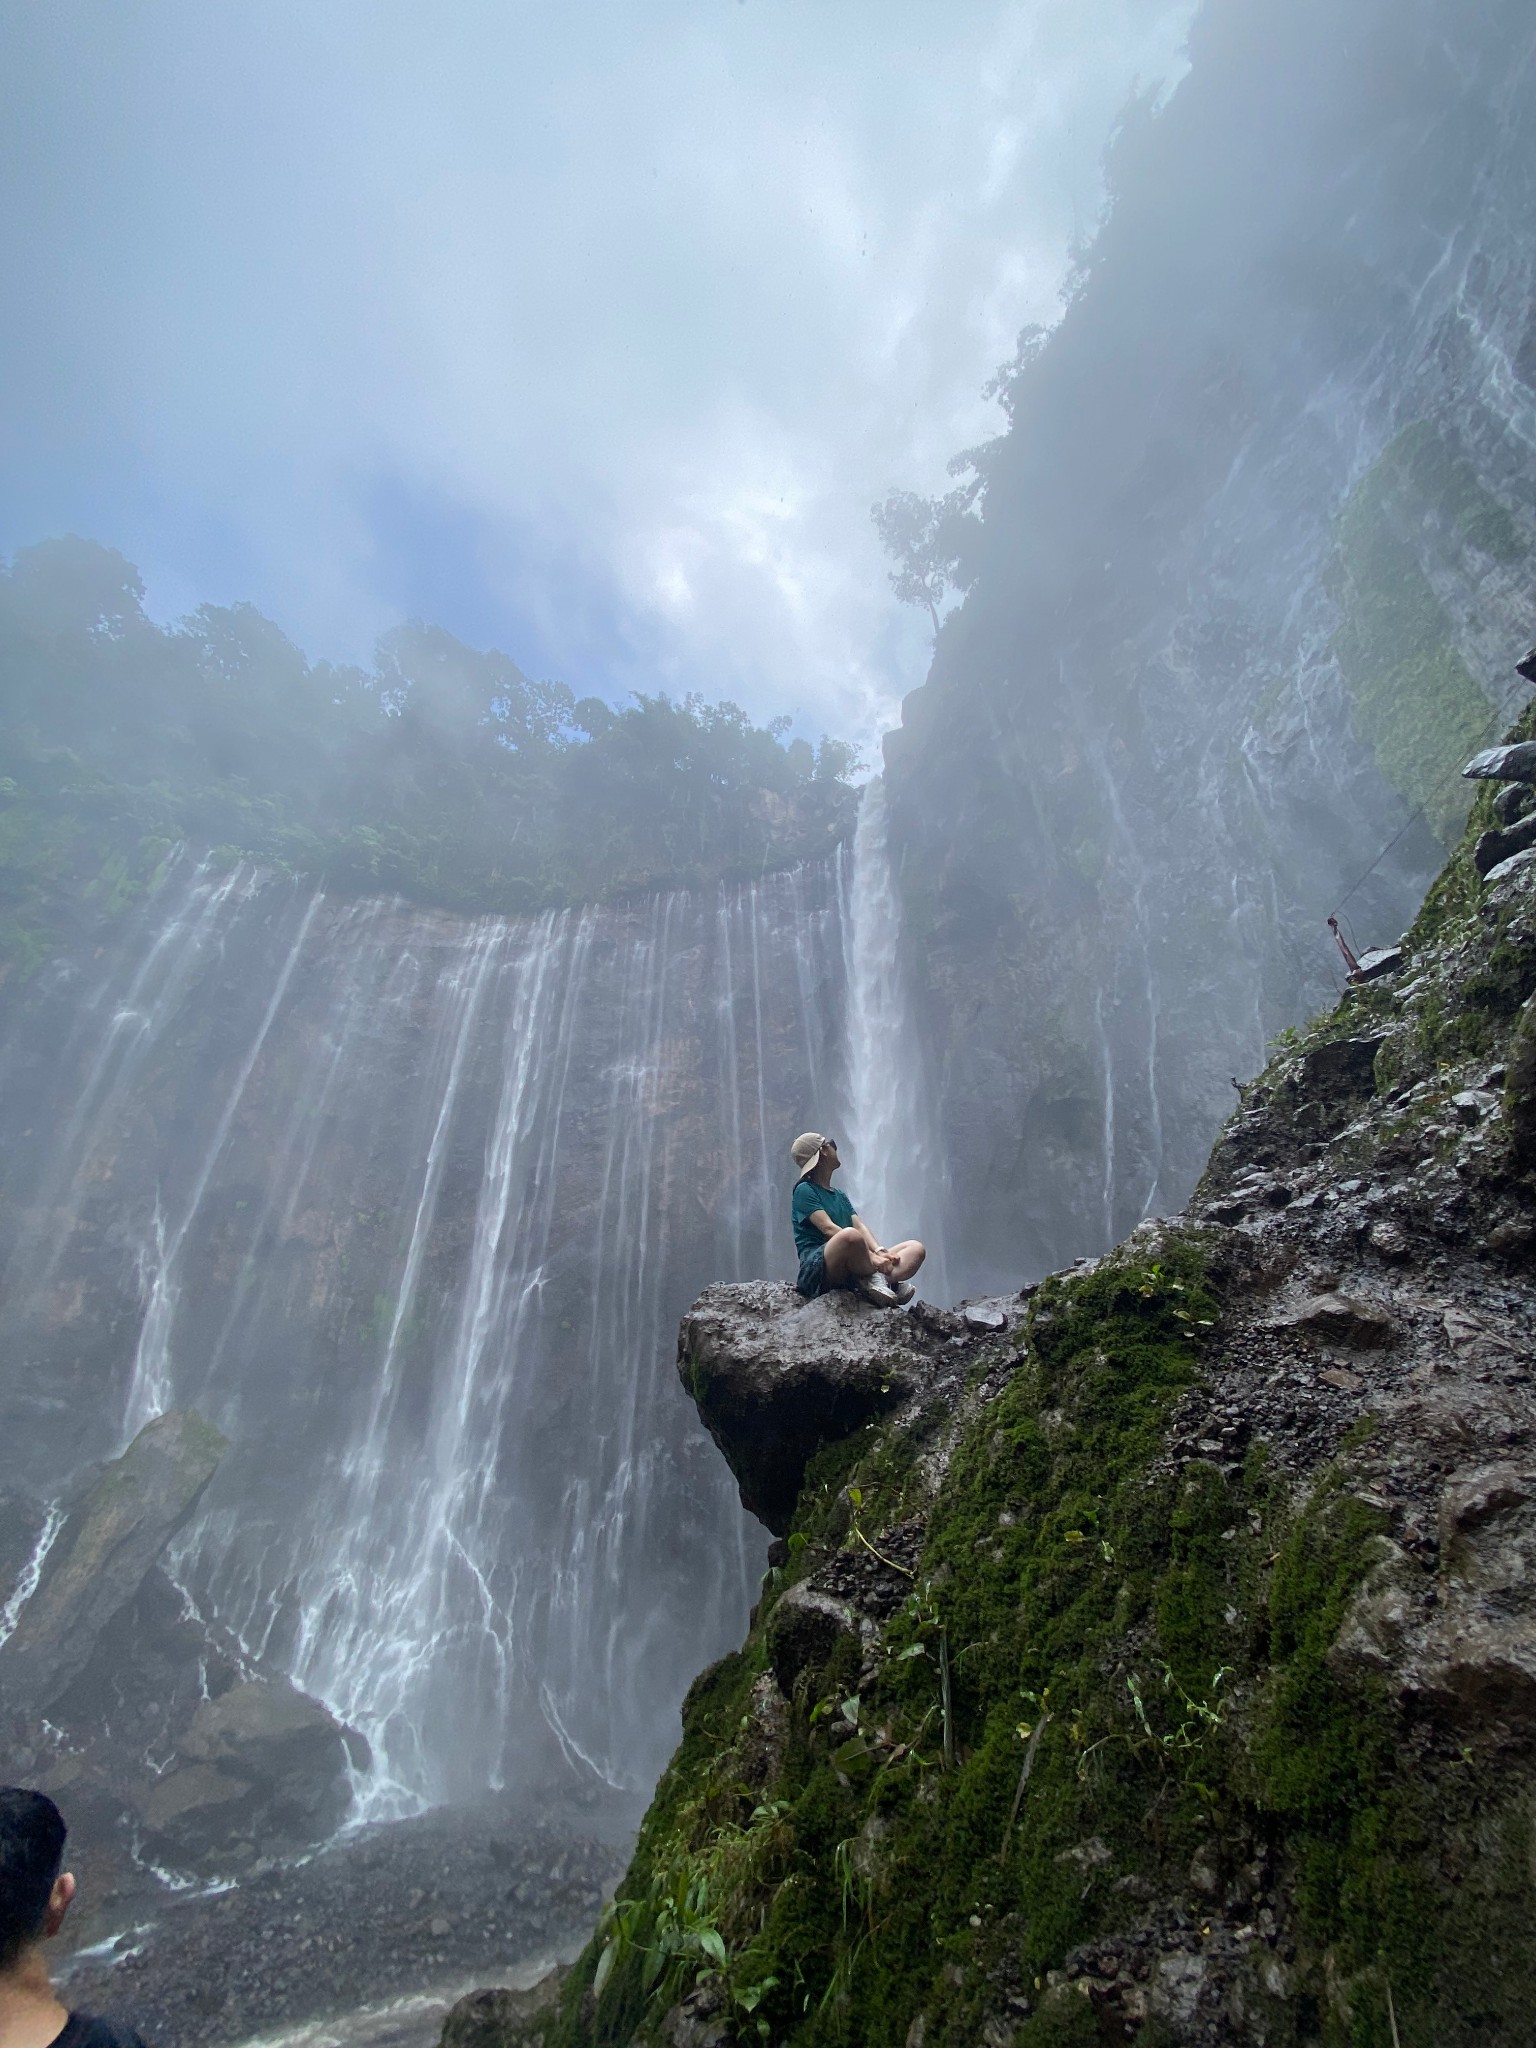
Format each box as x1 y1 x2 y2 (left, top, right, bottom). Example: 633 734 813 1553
0 0 1193 747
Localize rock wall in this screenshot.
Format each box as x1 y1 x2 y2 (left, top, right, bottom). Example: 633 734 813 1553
886 0 1536 1294
0 853 852 1816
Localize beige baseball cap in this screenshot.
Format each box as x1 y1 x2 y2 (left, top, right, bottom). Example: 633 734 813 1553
790 1131 830 1181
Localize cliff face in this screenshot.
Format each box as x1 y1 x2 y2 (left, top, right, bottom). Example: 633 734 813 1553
540 708 1536 2046
886 0 1536 1294
0 856 850 1814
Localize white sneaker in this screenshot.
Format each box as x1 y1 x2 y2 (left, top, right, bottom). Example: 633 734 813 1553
856 1275 899 1308
889 1279 916 1305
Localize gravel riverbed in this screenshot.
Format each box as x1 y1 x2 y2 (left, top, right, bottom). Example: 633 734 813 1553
57 1797 634 2048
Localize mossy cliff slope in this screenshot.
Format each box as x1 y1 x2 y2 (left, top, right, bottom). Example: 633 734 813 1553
533 708 1536 2048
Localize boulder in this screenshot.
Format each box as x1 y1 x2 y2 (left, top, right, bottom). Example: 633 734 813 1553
135 1760 250 1837
679 1282 938 1535
1268 1291 1396 1347
961 1299 1012 1333
135 1676 360 1863
1506 997 1536 1165
1484 846 1536 891
1331 1465 1536 1739
765 1582 860 1696
1297 1035 1383 1104
1450 1088 1501 1125
1474 811 1536 876
1463 741 1536 783
0 1410 226 1710
1351 945 1404 982
440 1972 569 2048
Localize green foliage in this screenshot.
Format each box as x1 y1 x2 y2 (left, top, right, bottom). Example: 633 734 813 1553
0 536 860 972
592 1798 791 2034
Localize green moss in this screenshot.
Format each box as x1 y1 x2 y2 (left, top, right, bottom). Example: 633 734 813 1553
1457 930 1536 1021
1388 421 1526 564
1327 422 1529 844
1014 1988 1118 2046
1238 1470 1536 2047
562 1203 1536 2047
555 1237 1257 2048
1249 1490 1401 1930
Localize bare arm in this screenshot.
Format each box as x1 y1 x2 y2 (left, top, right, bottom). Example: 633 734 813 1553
805 1207 839 1241
851 1214 895 1270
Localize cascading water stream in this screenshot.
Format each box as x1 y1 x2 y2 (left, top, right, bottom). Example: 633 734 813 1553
840 776 947 1297
124 890 322 1441
0 856 848 1813
0 1502 64 1651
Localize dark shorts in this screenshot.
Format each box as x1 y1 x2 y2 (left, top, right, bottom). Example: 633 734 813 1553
796 1245 843 1298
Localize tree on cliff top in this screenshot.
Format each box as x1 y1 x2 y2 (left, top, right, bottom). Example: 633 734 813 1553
0 536 861 954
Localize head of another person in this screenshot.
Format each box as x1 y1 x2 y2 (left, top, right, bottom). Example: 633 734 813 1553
0 1788 73 1974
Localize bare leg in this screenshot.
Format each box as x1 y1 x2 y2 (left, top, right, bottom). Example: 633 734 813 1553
881 1240 925 1283
822 1226 876 1288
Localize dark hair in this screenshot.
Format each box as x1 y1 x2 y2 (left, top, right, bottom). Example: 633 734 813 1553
0 1788 67 1969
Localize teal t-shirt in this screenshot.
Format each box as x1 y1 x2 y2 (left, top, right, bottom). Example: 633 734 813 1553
793 1178 855 1256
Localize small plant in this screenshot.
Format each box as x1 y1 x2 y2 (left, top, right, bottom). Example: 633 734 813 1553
591 1797 793 2028
844 1484 913 1577
820 1836 881 2012
886 1581 957 1768
1126 1662 1233 1760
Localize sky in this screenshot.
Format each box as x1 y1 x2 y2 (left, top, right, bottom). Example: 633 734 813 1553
0 0 1193 750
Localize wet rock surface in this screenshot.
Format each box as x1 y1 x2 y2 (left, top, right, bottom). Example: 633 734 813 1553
1 1420 365 1887
440 1970 569 2048
0 1411 227 1710
679 1283 945 1535
1464 740 1536 783
134 1679 364 1866
58 1800 630 2048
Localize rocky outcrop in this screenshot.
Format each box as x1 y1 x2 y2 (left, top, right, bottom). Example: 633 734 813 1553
537 710 1536 2048
0 1411 363 1882
0 1409 226 1710
133 1678 364 1866
1464 741 1536 783
678 1283 1019 1535
441 1971 570 2048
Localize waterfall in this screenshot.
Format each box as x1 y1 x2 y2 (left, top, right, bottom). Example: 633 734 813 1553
841 776 947 1296
0 1502 64 1652
124 891 323 1442
0 857 847 1811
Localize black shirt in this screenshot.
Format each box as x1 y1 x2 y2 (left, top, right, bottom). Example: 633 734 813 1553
52 2013 153 2048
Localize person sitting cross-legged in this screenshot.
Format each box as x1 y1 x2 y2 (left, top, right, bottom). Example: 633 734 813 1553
789 1132 925 1309
0 1786 152 2048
